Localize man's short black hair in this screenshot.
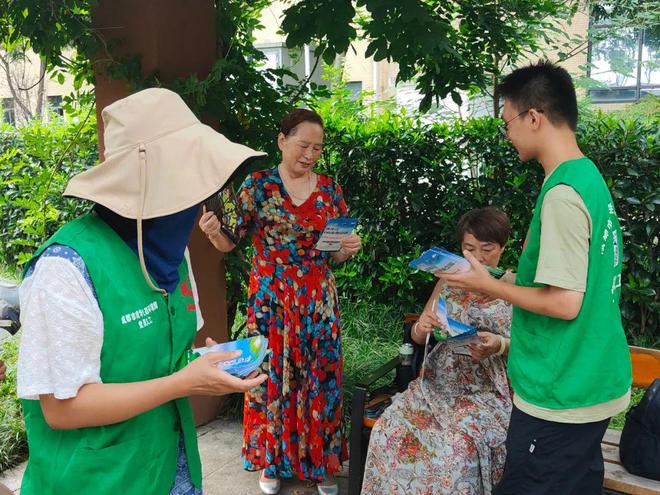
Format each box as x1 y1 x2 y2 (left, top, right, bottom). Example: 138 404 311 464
496 60 578 131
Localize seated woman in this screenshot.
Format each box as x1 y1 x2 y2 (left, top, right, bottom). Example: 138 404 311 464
361 207 514 495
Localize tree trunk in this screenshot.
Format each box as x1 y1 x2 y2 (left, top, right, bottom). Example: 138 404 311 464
492 74 499 118
34 57 46 120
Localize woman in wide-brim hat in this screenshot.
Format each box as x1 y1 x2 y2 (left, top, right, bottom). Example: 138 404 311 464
16 88 267 495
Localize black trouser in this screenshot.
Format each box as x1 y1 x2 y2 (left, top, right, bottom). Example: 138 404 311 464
493 405 610 495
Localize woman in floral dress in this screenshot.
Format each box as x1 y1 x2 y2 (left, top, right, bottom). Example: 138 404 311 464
199 109 361 495
362 207 514 495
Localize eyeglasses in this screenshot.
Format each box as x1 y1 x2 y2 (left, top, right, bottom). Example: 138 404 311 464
499 108 544 136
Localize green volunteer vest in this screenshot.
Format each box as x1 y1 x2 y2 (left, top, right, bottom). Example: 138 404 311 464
508 158 631 409
20 213 202 495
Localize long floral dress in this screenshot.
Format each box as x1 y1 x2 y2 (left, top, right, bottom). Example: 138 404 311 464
361 286 513 495
240 167 348 482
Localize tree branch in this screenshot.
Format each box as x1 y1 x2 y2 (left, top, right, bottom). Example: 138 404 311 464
0 51 34 120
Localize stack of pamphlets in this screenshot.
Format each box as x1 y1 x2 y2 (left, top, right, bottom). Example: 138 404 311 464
193 335 270 377
409 247 506 278
315 218 358 252
433 296 479 349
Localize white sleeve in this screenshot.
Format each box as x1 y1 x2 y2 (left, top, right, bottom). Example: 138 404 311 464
17 257 104 400
184 248 205 331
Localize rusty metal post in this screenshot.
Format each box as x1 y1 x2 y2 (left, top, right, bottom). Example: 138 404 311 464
92 0 228 425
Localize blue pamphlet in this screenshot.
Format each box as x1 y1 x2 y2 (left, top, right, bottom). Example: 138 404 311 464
409 247 471 274
315 217 358 252
193 335 270 377
410 246 506 278
433 296 479 348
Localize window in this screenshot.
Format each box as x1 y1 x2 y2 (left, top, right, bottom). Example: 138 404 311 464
588 21 660 102
255 43 325 88
259 47 282 71
48 95 64 117
346 81 362 100
2 98 15 125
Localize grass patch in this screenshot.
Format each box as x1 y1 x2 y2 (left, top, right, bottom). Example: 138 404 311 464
340 298 404 416
0 332 26 472
609 387 645 430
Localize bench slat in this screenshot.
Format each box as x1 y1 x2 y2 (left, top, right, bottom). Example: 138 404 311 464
604 428 622 446
603 442 622 465
603 461 660 495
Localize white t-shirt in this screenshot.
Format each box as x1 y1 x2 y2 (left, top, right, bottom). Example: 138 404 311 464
17 248 204 400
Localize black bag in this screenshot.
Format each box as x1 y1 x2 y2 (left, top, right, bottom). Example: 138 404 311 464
619 378 660 481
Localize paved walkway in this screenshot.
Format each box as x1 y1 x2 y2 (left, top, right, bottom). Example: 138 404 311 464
0 419 350 494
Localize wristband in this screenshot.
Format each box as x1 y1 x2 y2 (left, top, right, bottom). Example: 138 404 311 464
495 335 506 356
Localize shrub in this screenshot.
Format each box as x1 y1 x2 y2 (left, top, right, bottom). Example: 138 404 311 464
0 333 25 472
0 98 656 343
0 111 97 267
313 102 658 345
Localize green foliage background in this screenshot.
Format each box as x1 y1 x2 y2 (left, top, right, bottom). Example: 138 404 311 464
1 98 656 344
0 334 24 471
309 94 659 345
0 111 97 266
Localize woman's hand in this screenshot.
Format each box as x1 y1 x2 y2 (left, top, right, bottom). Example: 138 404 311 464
331 233 361 264
411 309 446 344
468 331 505 362
176 352 267 396
339 234 361 257
199 205 221 237
178 337 268 396
199 206 236 252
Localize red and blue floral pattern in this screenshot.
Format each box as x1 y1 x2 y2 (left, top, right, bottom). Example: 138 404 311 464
240 167 348 482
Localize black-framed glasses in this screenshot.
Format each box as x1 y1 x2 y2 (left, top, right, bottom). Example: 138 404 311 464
499 108 544 136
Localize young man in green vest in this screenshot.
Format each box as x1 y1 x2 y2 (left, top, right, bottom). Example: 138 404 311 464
439 61 632 494
16 88 268 495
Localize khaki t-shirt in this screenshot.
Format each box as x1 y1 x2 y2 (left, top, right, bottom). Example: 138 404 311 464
514 182 630 423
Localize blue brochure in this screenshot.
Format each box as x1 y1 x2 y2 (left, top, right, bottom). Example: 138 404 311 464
193 335 270 377
433 296 479 348
315 217 358 252
410 246 506 278
409 247 471 274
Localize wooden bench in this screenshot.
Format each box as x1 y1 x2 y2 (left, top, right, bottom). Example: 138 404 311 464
349 318 660 495
603 345 660 495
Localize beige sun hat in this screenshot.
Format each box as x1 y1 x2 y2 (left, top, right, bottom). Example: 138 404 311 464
64 87 266 292
65 87 266 219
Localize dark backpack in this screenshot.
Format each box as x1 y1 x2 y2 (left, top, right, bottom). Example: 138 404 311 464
619 378 660 481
